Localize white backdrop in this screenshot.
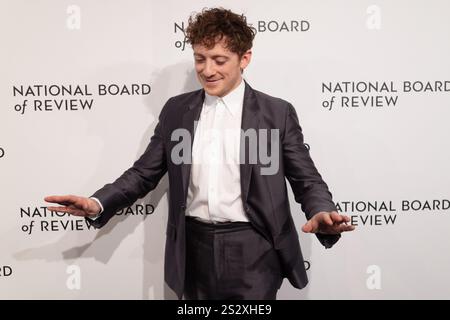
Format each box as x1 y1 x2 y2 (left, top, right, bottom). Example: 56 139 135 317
1 0 450 299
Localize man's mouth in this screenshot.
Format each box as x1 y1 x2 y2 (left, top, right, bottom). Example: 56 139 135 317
205 78 221 83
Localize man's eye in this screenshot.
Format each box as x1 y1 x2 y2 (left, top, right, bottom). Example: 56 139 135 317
195 59 205 63
216 60 226 65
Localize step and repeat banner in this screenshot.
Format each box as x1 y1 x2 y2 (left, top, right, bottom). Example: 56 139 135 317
1 0 449 299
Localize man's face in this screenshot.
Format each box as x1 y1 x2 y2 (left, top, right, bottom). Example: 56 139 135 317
193 38 251 97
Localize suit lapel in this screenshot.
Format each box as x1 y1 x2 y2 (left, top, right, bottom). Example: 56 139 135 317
240 81 260 203
180 82 260 204
180 90 204 202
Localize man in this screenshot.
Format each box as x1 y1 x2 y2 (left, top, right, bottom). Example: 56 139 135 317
45 8 354 300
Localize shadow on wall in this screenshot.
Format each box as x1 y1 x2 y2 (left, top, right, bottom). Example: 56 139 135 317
13 61 200 300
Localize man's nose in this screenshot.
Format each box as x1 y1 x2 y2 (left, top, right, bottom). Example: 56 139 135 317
202 61 216 77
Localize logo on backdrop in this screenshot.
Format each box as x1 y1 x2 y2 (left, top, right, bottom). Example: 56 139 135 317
19 203 154 234
11 83 151 115
0 265 13 277
321 81 450 111
256 20 310 33
338 199 450 226
66 265 81 290
366 265 382 290
66 5 81 30
173 19 311 52
0 147 4 158
366 5 381 30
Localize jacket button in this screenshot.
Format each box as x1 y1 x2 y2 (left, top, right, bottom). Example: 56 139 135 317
245 206 250 212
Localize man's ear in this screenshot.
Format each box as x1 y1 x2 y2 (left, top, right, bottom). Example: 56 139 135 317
240 49 252 71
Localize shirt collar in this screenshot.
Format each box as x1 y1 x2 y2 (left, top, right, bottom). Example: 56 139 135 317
203 79 245 117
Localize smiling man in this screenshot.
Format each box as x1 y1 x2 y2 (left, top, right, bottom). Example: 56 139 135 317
193 39 250 97
45 7 354 300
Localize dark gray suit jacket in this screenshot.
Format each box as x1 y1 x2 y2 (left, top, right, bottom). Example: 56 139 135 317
88 81 340 299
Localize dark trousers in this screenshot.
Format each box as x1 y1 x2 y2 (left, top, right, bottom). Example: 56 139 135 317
184 217 283 300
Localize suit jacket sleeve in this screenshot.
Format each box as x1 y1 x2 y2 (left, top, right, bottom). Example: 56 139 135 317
282 103 341 248
86 99 171 228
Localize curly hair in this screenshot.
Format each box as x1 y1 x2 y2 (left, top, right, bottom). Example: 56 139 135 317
185 7 256 56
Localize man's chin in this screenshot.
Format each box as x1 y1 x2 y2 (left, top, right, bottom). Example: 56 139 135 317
204 87 223 96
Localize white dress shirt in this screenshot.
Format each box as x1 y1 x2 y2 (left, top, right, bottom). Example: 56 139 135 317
90 80 249 224
186 79 248 223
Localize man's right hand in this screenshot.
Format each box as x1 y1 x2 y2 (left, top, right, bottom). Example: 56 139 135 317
44 195 101 217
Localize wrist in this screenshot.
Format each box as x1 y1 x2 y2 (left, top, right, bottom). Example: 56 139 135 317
89 197 103 215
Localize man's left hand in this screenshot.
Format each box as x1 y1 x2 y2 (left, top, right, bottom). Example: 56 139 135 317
301 211 355 234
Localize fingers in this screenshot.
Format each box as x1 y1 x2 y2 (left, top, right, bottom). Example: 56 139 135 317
329 212 351 225
303 212 355 234
336 223 356 233
330 212 350 223
45 195 94 217
46 206 86 217
325 219 355 234
316 212 333 226
322 213 334 226
44 195 78 205
302 218 319 233
301 222 312 233
330 211 343 223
